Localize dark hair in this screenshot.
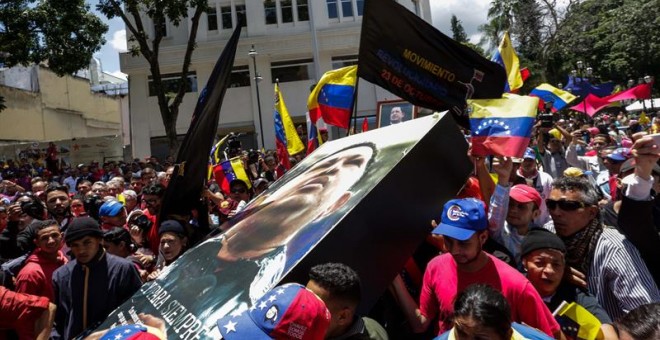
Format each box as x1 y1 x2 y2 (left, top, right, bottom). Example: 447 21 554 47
33 219 59 234
45 184 68 195
103 227 135 251
453 284 511 339
142 183 166 197
551 175 600 206
615 303 660 339
308 263 361 307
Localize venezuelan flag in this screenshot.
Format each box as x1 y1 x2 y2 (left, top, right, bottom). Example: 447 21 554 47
468 93 538 158
529 83 577 112
212 157 251 195
530 83 577 112
555 302 603 340
306 112 323 155
308 65 357 129
491 32 523 92
274 84 304 169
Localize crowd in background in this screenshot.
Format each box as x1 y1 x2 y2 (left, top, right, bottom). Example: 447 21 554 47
0 109 659 339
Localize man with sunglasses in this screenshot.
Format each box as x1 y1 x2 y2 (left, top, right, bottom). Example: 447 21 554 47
546 174 659 320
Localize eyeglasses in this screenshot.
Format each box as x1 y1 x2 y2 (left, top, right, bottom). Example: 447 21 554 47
144 198 159 204
545 199 588 211
230 188 246 194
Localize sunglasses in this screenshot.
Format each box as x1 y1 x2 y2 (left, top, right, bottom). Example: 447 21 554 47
545 199 588 211
230 188 247 194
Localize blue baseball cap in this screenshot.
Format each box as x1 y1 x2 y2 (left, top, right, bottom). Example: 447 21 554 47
606 147 630 162
523 147 536 160
98 200 124 217
432 198 487 241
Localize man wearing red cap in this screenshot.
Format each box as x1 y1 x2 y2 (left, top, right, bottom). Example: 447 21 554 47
489 157 544 266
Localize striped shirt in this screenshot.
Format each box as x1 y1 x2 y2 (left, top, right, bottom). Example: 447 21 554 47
588 228 659 320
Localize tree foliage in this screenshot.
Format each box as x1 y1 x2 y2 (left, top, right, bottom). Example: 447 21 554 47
97 0 210 156
450 15 469 44
0 0 107 76
548 0 660 84
481 0 659 90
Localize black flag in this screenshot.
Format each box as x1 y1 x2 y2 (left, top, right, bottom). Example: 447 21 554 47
159 23 242 228
358 0 506 126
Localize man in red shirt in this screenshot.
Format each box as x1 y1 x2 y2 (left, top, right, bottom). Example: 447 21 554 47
392 198 561 338
15 220 68 301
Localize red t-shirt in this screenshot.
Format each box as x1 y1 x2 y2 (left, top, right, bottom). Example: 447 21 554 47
15 250 68 302
419 253 560 337
0 286 49 340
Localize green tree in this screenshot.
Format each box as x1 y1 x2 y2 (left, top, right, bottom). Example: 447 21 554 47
545 0 659 85
97 0 210 156
479 0 517 51
450 14 469 43
511 0 542 61
0 0 107 75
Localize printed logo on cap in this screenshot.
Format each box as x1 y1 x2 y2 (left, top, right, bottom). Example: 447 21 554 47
447 205 468 221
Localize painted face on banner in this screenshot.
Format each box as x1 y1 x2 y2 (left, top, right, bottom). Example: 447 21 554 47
218 145 374 262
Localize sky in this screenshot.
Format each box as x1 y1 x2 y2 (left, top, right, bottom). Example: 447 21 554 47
91 1 489 79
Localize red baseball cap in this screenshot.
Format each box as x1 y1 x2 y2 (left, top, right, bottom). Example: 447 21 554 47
509 184 542 208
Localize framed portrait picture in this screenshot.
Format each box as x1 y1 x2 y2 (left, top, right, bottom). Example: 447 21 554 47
377 100 416 127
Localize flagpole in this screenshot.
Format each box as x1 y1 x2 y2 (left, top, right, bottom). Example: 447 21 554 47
347 77 360 136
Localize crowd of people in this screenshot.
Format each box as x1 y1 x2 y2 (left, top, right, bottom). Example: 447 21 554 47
0 109 659 339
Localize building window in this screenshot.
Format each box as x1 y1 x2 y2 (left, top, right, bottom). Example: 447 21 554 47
356 0 364 15
297 0 309 21
154 18 167 37
340 0 353 17
148 72 198 97
220 5 233 29
271 59 315 83
265 0 277 24
265 0 308 25
327 0 338 19
327 0 363 19
207 7 218 31
281 0 293 23
236 4 247 27
331 55 358 69
229 66 251 88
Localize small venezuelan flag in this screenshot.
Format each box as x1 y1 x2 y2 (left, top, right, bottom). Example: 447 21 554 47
530 83 577 112
212 157 251 195
274 83 304 169
468 93 538 158
307 65 357 129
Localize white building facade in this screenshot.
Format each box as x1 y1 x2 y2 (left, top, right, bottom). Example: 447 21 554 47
121 0 432 159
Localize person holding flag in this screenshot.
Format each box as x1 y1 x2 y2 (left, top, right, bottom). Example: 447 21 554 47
274 83 305 171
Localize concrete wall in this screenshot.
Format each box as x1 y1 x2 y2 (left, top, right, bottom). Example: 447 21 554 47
0 67 122 144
